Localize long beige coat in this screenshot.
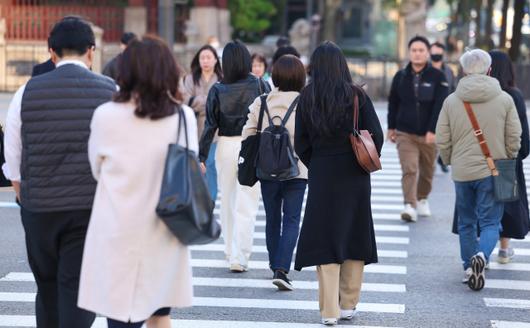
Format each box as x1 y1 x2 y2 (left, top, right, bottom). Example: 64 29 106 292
78 101 196 322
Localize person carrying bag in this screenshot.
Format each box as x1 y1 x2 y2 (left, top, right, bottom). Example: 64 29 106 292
463 101 519 202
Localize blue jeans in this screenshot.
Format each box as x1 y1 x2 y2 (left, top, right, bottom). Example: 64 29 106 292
206 142 218 200
260 178 307 273
455 176 504 269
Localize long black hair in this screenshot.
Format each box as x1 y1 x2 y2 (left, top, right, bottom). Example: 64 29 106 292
301 41 363 136
222 40 252 84
190 44 223 86
489 50 515 91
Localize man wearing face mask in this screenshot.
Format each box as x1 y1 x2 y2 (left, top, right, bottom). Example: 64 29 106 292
388 36 449 223
431 42 456 94
430 42 456 173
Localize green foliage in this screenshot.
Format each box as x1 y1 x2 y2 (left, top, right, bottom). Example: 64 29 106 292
229 0 277 42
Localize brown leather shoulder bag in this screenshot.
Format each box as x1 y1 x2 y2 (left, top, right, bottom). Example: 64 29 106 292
349 95 382 173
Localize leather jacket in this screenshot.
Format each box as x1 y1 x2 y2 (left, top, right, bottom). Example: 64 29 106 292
199 74 270 162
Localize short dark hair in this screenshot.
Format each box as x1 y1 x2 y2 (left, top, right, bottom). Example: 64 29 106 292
272 46 300 65
222 40 252 84
431 41 446 50
272 55 306 92
121 32 137 45
408 35 430 49
114 35 182 120
276 36 290 48
251 53 268 71
49 16 95 57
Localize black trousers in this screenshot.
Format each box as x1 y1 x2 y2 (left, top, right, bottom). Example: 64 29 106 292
20 207 95 328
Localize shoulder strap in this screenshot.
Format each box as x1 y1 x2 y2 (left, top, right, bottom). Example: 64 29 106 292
281 96 300 127
257 94 268 133
463 101 498 176
353 94 359 133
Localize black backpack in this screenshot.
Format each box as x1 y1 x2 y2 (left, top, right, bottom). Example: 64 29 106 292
256 95 300 181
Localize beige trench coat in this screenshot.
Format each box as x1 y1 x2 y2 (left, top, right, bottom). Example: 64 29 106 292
78 101 196 322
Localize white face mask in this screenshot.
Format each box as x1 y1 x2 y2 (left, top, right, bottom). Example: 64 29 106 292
210 41 220 49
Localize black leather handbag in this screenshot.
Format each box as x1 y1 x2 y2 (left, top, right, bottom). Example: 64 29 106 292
156 106 221 245
237 94 266 186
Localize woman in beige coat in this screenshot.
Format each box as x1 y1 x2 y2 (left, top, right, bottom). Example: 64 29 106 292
78 36 195 328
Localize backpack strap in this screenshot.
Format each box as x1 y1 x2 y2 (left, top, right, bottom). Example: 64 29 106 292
257 94 268 133
280 96 300 127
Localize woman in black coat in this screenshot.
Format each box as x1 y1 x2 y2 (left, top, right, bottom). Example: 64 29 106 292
294 42 384 326
452 50 530 264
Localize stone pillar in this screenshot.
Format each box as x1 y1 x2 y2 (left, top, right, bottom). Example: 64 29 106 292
0 18 6 90
92 25 104 73
124 0 147 37
188 0 232 45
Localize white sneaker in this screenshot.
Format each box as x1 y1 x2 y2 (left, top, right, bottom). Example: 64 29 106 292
340 308 357 320
417 199 431 216
462 267 472 284
401 204 417 222
229 263 248 273
321 318 338 326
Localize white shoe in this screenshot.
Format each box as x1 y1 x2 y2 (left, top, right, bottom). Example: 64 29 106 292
321 318 338 326
229 263 248 273
462 267 472 284
340 308 357 320
401 204 417 222
417 199 431 216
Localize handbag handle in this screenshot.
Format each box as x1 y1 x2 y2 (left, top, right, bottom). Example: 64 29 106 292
463 101 498 176
176 106 190 151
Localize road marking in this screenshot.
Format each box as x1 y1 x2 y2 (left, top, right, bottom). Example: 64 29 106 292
215 203 405 217
188 244 408 258
0 315 403 327
488 262 530 272
484 297 530 309
189 260 407 274
220 233 409 245
192 297 405 314
0 273 406 293
252 221 408 232
486 279 530 291
491 321 530 328
493 247 530 256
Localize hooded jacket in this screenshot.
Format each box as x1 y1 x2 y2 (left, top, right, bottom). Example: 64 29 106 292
436 74 522 182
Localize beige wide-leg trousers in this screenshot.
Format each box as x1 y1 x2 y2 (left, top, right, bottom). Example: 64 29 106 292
316 260 365 318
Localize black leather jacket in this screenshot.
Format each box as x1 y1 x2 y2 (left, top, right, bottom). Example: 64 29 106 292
199 75 270 162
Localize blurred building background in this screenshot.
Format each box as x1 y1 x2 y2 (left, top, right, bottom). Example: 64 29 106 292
0 0 529 99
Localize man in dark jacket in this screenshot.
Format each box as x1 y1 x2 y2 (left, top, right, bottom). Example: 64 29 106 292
31 38 56 77
102 31 136 81
387 35 449 223
430 41 455 173
3 17 115 327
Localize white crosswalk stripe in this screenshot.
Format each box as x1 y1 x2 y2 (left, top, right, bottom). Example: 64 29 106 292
491 321 530 328
0 316 403 328
0 144 409 327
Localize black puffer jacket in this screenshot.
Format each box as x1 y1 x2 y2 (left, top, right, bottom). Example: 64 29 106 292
199 74 270 162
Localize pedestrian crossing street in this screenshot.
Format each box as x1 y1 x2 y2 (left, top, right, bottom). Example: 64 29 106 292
482 157 530 328
0 144 407 327
1 144 530 327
